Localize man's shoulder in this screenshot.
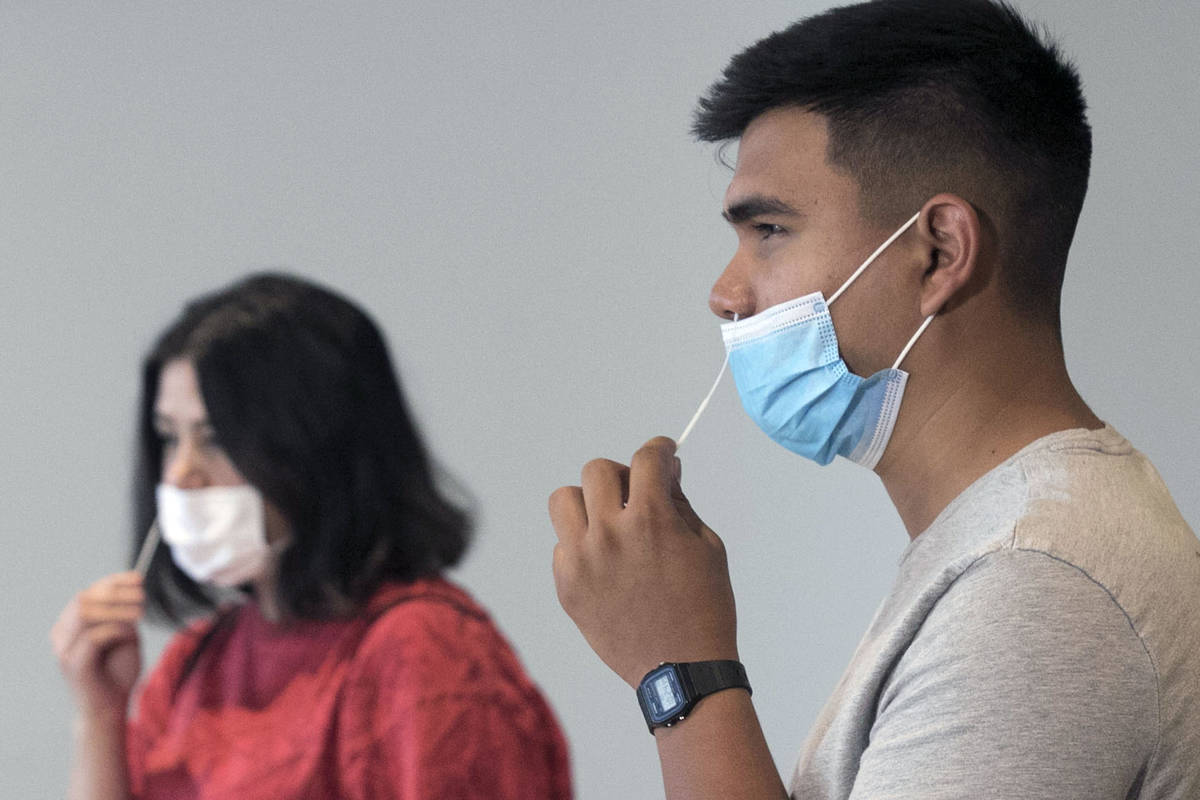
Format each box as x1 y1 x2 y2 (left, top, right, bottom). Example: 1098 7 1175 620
1005 428 1197 630
933 546 1137 631
888 548 1159 744
1012 429 1192 551
935 423 1193 587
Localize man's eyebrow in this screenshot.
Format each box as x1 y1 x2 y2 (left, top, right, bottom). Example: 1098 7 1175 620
722 195 802 224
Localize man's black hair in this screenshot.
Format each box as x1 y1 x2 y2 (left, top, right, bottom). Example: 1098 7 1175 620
133 272 472 622
693 0 1091 326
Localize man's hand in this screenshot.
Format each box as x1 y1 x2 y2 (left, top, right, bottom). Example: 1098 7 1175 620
549 436 738 687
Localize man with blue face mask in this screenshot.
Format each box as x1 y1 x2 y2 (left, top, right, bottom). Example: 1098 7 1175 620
549 1 1200 798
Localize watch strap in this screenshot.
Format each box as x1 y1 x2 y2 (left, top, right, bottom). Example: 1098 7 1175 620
680 659 751 699
638 660 752 733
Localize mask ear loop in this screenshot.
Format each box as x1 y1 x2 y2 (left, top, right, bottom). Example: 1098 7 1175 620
677 312 739 449
827 212 920 307
892 314 935 370
818 210 932 370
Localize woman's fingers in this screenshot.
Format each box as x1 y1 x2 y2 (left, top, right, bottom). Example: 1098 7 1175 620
81 572 144 603
84 621 139 652
52 573 145 670
89 584 145 604
57 614 137 666
77 596 145 622
61 621 137 673
51 574 146 716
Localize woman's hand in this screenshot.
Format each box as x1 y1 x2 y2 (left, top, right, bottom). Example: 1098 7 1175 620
51 572 145 720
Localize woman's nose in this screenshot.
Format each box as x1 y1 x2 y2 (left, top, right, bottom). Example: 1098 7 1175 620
162 439 208 489
708 257 756 320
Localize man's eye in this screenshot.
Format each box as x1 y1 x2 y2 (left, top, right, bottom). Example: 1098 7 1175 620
754 223 785 240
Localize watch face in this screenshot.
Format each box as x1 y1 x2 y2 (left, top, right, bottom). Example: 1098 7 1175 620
640 664 687 723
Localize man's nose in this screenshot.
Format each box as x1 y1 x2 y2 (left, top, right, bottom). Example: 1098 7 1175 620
708 256 756 320
162 439 208 490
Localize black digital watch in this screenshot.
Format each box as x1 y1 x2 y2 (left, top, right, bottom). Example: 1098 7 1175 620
636 660 751 733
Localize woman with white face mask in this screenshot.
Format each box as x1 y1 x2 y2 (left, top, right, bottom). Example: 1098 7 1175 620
50 273 572 800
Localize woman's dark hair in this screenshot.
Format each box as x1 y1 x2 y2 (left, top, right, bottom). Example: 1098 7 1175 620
693 0 1091 328
133 272 471 622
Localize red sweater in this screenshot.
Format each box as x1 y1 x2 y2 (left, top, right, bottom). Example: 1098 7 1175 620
126 578 571 799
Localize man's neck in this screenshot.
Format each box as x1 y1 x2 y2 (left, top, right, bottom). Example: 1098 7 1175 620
875 328 1102 539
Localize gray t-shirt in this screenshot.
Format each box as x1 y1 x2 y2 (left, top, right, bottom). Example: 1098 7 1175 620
791 425 1200 799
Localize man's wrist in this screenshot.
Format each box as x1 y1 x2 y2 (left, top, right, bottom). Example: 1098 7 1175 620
650 684 753 738
637 660 752 733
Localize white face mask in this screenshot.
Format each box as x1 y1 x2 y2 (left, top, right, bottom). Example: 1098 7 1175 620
155 483 271 586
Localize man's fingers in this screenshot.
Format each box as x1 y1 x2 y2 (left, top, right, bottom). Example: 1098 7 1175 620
628 436 678 509
549 485 588 543
581 458 629 513
551 543 576 605
670 478 705 533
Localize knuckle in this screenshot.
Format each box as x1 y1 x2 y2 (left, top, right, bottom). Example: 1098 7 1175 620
708 535 730 567
548 488 585 537
590 525 621 555
83 588 108 605
88 623 123 645
580 458 618 483
703 526 726 551
623 502 650 527
636 436 675 460
627 500 665 526
68 651 90 673
551 542 571 574
548 485 577 512
630 445 655 466
552 558 582 608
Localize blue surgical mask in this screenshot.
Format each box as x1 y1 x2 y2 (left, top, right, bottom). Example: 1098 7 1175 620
718 212 933 468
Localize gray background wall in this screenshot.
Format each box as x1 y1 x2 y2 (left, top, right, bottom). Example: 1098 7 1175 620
3 2 1197 797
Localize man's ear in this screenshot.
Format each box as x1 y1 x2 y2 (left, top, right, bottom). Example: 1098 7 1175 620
916 193 980 318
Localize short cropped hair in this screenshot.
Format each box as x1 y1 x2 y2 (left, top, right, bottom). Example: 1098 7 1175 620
133 273 471 621
693 0 1091 325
